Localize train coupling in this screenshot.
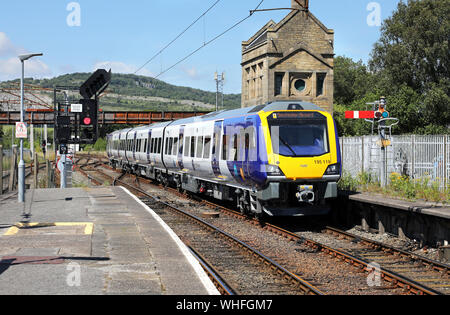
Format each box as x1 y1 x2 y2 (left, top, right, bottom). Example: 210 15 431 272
296 185 315 203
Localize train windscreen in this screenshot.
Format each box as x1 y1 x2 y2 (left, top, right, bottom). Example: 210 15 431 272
268 112 329 157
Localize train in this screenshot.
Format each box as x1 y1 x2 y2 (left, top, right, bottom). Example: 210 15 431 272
107 101 341 218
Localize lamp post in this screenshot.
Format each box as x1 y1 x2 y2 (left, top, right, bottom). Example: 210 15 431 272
18 53 43 203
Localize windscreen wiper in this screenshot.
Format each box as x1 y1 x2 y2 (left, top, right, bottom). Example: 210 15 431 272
273 131 297 156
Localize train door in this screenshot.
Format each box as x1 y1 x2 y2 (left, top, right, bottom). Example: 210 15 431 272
211 121 223 178
244 116 258 184
146 129 152 164
177 125 185 170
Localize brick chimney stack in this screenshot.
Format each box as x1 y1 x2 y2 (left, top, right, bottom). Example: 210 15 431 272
292 0 309 11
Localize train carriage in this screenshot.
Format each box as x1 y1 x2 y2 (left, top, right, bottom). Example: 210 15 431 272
107 101 341 217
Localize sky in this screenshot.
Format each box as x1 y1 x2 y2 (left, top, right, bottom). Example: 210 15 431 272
0 0 402 94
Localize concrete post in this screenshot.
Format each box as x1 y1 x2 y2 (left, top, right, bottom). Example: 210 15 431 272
30 124 34 157
61 154 67 189
46 160 50 188
33 153 39 189
9 145 17 191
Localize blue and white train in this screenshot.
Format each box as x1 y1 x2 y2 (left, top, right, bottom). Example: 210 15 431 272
107 101 341 217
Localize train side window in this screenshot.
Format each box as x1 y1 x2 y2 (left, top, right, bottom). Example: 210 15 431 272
165 138 169 155
178 135 183 155
144 139 147 153
169 138 173 156
230 134 238 161
196 136 203 158
184 137 190 157
190 137 196 158
222 135 228 161
158 138 162 154
173 138 178 156
203 136 211 159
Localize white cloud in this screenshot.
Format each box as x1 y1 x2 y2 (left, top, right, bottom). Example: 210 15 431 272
0 32 51 81
183 66 199 80
93 61 154 77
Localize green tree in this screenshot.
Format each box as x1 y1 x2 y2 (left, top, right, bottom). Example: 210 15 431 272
334 56 374 105
369 0 449 133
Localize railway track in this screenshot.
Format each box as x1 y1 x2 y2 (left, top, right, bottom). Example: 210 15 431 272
78 159 450 295
85 165 323 295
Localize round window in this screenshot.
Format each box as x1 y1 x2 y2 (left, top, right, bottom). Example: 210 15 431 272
294 79 306 92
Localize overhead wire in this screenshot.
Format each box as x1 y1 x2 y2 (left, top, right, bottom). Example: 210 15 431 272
134 0 222 75
153 0 265 79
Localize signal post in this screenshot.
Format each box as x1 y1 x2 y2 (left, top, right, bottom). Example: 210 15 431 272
345 97 399 187
54 69 111 188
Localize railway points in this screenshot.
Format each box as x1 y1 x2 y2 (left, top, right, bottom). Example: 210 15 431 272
0 185 219 295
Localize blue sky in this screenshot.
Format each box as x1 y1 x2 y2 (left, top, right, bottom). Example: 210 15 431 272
0 0 401 94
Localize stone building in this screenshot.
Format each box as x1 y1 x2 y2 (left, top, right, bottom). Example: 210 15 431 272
241 0 334 113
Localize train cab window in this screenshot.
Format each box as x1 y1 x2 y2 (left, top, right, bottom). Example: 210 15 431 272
184 137 190 157
268 114 329 157
203 136 211 159
196 137 203 158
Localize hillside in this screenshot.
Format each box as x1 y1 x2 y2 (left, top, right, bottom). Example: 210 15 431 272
0 73 242 112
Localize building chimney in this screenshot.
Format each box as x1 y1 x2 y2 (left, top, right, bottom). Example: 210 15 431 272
292 0 309 11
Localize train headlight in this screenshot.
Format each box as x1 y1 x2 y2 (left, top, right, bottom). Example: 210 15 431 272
265 165 284 176
324 164 340 176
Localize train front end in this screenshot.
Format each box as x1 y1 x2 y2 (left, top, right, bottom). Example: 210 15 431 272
257 106 341 216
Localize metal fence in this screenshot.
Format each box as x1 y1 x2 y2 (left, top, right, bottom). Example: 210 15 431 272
340 135 450 190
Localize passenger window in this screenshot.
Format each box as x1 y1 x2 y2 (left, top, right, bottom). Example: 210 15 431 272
222 135 228 161
169 138 173 156
179 135 183 155
196 136 203 158
158 138 162 154
144 139 147 153
190 137 196 158
184 137 190 157
203 137 211 159
173 138 178 156
231 134 238 161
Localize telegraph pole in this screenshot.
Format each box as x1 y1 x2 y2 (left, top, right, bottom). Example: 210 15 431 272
214 72 225 111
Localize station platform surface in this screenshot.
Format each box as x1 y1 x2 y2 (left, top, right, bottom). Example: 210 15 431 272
0 187 219 295
344 191 450 220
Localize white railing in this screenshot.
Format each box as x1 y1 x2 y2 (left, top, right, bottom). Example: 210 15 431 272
340 135 450 190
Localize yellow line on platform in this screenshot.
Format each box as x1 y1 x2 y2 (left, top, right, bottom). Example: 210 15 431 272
3 222 94 236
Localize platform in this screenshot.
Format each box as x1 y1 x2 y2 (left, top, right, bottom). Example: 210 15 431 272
0 187 219 295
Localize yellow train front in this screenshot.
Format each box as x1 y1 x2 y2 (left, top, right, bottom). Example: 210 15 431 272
243 102 342 217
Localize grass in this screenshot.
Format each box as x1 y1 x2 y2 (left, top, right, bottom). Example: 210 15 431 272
338 171 450 204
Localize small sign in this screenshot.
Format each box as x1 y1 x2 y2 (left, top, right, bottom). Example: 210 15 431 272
57 156 74 173
15 122 27 139
71 104 83 113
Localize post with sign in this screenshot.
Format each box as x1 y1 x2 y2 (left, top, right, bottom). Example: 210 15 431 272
53 69 111 189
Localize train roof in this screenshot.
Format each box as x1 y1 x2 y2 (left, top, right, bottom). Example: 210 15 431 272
167 101 323 126
108 101 323 136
